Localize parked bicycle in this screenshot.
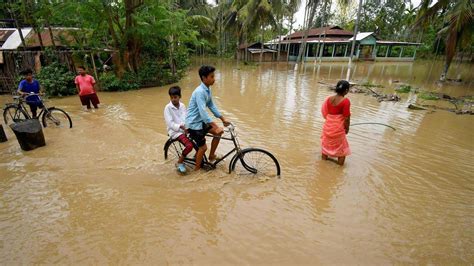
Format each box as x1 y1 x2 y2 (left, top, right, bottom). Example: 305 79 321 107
3 93 72 129
164 123 280 177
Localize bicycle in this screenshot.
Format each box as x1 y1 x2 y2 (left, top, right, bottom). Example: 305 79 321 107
164 123 281 177
3 93 73 129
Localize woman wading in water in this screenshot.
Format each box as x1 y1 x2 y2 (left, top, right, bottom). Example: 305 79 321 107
321 80 351 165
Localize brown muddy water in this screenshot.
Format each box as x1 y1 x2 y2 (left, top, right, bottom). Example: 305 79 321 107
1 59 473 264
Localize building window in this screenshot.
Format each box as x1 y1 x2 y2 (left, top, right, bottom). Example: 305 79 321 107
376 45 388 57
334 44 346 57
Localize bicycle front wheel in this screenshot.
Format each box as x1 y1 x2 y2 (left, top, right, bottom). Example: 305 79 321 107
42 107 72 128
3 105 28 125
230 148 281 178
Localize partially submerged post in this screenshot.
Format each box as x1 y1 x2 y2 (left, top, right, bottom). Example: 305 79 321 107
10 119 46 151
0 124 7 142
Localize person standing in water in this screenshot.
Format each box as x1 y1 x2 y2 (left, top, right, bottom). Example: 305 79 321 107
17 69 43 118
321 80 351 165
75 66 100 110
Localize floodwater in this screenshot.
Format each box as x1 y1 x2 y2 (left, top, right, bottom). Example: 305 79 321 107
1 59 473 264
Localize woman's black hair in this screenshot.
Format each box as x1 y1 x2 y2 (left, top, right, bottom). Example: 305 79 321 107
198 65 215 81
169 86 181 97
335 80 350 95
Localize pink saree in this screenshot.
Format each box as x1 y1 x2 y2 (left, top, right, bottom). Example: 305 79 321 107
321 97 351 157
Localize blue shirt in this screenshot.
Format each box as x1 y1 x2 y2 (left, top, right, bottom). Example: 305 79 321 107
185 82 222 130
18 79 41 105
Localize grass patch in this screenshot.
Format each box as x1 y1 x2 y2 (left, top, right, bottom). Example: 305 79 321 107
360 81 384 88
419 92 440 101
395 85 414 93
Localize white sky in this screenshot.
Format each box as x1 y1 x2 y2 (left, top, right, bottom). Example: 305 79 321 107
294 0 423 29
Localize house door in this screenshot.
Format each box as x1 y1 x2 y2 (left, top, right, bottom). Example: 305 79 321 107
360 45 374 60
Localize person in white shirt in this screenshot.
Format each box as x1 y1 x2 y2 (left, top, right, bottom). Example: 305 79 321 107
164 86 194 173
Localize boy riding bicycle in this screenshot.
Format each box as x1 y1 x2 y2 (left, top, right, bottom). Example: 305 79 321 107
185 65 230 171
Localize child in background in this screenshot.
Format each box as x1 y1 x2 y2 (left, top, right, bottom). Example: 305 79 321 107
75 66 100 109
164 86 194 173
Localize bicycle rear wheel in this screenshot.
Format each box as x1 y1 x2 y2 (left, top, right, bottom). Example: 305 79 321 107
42 107 72 128
163 138 196 167
230 148 281 178
3 105 28 125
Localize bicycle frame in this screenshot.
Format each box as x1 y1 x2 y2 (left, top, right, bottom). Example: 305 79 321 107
8 94 50 119
177 125 258 174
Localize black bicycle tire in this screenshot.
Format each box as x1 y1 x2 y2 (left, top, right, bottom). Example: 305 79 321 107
3 105 29 125
164 138 192 162
229 148 281 177
42 107 73 128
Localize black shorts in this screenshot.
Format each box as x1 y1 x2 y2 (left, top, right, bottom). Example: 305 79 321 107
80 93 100 109
188 123 211 147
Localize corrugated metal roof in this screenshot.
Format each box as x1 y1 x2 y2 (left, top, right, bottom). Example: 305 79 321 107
26 27 80 47
280 37 351 44
285 26 353 40
0 27 33 50
0 29 15 44
376 40 422 45
348 32 374 41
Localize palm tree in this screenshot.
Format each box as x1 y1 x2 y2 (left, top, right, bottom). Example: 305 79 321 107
414 0 473 81
295 0 320 68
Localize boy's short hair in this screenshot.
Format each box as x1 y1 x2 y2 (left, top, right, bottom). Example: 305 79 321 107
169 86 181 97
20 69 33 75
77 66 85 70
198 65 215 81
335 80 350 95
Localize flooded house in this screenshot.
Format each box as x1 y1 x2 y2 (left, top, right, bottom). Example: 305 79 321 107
267 26 421 62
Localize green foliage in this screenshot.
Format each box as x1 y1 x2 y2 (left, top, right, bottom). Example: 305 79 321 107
361 81 383 88
36 62 76 97
99 72 139 92
419 92 440 101
395 85 414 93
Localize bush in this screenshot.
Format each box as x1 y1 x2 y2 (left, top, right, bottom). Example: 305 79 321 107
99 72 139 91
36 62 76 96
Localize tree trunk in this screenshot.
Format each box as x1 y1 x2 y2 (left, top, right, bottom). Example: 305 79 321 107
46 20 56 50
277 15 283 61
104 4 125 77
295 0 317 67
287 13 294 62
260 26 264 63
346 0 363 81
169 35 176 77
440 30 458 81
10 119 46 151
244 34 248 62
35 25 44 50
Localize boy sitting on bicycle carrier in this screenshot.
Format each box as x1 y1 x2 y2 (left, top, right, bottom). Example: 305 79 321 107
17 69 43 118
185 65 230 171
164 86 194 173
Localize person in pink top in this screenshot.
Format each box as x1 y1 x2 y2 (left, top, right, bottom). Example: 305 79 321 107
75 66 100 109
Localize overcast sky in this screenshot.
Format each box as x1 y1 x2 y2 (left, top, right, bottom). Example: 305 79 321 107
294 0 423 29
